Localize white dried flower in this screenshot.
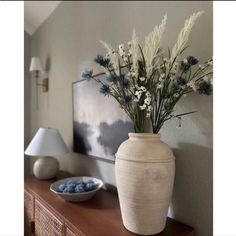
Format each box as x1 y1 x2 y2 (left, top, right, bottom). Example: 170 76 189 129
199 64 205 69
140 86 147 92
139 104 146 110
171 62 179 74
119 44 125 50
144 96 151 105
139 77 146 82
147 105 152 112
187 81 197 91
118 49 124 57
127 41 132 48
207 59 213 66
123 56 128 63
157 83 163 89
135 90 143 100
173 93 179 98
160 73 165 79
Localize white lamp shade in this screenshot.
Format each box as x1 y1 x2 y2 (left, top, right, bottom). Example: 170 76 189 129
25 128 69 156
29 57 43 72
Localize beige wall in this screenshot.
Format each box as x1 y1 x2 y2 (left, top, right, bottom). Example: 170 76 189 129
29 1 212 235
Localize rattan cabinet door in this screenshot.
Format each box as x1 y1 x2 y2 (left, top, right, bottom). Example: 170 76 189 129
35 199 63 236
24 189 34 236
65 227 77 236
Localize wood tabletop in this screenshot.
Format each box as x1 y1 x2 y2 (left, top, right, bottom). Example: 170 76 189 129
25 175 195 236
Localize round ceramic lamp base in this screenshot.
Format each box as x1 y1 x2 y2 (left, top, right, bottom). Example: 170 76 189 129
33 156 59 180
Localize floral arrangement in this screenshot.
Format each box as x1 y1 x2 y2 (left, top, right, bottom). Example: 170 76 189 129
82 11 213 133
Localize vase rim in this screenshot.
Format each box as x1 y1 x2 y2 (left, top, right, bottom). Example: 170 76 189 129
128 133 161 138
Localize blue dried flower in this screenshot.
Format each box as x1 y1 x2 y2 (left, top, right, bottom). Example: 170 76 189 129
122 78 130 88
198 81 213 95
187 56 198 66
124 95 132 103
94 55 110 67
82 68 93 79
106 74 117 82
99 84 110 95
180 61 191 71
177 77 187 86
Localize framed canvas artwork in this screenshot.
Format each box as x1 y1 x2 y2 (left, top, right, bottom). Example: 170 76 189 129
72 75 134 161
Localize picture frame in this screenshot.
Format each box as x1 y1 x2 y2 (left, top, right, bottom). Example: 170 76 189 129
72 73 134 162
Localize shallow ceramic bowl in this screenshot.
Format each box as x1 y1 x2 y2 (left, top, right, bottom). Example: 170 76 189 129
50 176 103 202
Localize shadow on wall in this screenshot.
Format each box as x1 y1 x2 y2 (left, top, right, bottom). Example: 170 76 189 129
171 142 213 236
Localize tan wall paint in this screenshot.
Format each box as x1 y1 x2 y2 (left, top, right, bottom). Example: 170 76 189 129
29 2 212 235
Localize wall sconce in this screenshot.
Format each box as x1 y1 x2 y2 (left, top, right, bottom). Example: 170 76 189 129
29 57 49 92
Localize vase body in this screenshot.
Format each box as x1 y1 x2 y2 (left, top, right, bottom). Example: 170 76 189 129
115 133 175 235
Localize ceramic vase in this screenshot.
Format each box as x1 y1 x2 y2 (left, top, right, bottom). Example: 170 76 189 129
115 133 175 235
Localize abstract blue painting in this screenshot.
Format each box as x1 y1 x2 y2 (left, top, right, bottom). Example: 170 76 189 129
72 77 134 161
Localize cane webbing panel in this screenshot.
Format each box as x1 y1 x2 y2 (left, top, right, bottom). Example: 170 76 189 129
65 227 77 236
24 189 34 236
35 199 63 236
24 189 34 220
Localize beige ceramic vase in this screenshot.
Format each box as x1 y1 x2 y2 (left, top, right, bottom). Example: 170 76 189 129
115 133 175 235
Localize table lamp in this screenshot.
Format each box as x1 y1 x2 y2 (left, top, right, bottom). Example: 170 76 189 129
25 128 69 180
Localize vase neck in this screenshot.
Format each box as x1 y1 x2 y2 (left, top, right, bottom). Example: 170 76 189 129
128 133 161 141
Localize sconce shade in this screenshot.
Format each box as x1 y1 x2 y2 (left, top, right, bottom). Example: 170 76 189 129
25 128 69 156
29 57 43 72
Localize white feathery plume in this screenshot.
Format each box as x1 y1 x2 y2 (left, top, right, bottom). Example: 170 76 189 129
144 14 167 78
170 11 204 64
99 40 113 54
131 29 140 79
99 40 120 75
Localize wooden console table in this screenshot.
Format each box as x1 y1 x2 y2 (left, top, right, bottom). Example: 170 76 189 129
24 175 195 236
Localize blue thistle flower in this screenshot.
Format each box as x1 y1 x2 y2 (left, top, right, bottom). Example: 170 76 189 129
177 77 187 86
122 78 130 88
187 56 198 66
180 61 191 71
106 74 117 82
198 81 213 95
99 84 110 95
94 55 110 67
82 68 93 79
124 95 132 103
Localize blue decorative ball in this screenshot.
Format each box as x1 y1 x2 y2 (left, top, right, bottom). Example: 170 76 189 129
75 183 85 193
58 184 67 192
66 184 76 193
67 180 77 185
85 182 97 191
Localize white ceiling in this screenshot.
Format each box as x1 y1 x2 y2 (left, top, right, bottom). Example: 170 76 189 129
24 1 61 35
